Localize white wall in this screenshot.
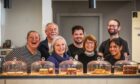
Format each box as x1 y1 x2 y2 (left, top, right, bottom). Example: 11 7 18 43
42 0 53 39
1 0 6 47
0 0 1 46
2 0 42 47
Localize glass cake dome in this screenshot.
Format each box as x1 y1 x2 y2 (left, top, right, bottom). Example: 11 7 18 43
114 57 138 75
59 59 83 75
31 58 55 75
2 57 27 75
87 57 111 74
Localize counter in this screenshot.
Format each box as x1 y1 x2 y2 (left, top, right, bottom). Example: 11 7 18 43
0 74 140 84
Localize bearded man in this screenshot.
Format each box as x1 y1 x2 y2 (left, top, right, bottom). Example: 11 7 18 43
68 25 85 59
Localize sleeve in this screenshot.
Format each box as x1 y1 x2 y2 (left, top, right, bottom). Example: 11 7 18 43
38 43 50 60
122 41 129 55
78 54 81 61
98 42 105 56
99 43 103 52
67 45 74 58
104 55 109 61
67 50 72 57
5 49 15 61
47 56 56 65
47 56 59 69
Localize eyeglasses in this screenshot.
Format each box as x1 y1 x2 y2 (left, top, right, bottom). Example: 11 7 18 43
85 41 95 45
108 25 118 27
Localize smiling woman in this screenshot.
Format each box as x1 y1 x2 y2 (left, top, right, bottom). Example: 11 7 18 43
26 31 40 55
78 34 98 73
104 38 125 65
5 30 41 73
47 35 70 74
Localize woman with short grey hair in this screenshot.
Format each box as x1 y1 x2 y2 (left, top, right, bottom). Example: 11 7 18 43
47 35 69 74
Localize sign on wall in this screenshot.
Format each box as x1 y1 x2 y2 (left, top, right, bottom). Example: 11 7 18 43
132 11 140 62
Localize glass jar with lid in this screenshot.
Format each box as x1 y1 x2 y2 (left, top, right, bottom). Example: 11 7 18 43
31 57 55 75
114 57 138 75
87 57 112 74
59 59 83 75
2 57 27 75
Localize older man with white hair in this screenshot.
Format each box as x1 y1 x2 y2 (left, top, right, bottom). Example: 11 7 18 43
38 23 59 60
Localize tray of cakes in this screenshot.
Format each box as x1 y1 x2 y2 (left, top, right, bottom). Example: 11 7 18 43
59 59 83 75
87 57 112 75
30 58 55 76
114 58 138 75
2 57 27 76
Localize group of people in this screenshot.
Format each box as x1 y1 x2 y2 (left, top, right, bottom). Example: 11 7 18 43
5 19 129 73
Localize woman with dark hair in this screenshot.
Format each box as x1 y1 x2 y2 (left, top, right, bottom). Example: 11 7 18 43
104 38 125 65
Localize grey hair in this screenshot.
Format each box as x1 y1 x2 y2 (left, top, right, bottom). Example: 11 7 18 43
45 22 59 31
50 35 68 53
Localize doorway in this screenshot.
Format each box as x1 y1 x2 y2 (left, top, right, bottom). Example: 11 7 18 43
56 13 103 45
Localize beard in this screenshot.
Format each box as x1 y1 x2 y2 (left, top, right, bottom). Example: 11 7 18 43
108 29 118 36
49 34 57 40
74 40 83 45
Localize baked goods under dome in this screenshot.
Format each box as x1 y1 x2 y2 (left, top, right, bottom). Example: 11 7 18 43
59 59 83 75
31 57 55 75
2 57 27 75
114 57 138 75
87 57 112 75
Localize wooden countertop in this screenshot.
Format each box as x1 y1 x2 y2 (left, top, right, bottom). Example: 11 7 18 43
0 73 140 79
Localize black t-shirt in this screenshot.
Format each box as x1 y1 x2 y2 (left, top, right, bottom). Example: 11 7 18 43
99 37 129 58
38 38 50 60
68 44 84 58
78 52 98 73
104 54 125 73
104 54 125 65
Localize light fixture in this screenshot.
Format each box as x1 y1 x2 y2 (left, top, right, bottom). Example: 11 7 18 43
4 0 12 8
89 0 96 9
132 0 138 18
133 12 137 18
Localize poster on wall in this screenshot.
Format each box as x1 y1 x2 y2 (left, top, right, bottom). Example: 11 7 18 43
132 11 140 62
